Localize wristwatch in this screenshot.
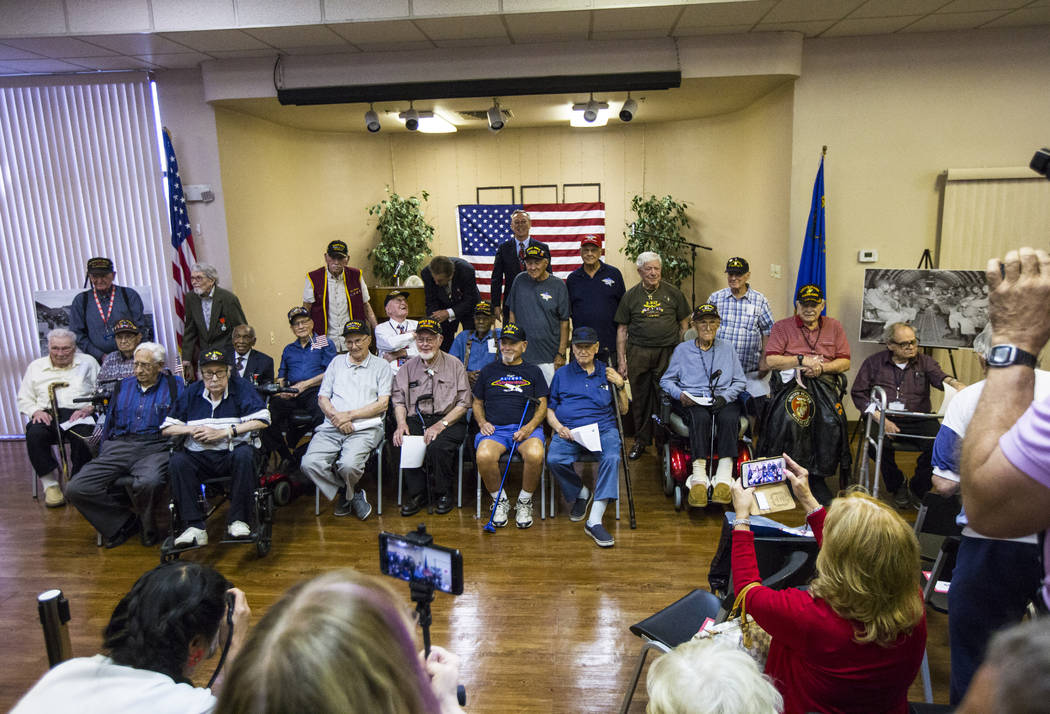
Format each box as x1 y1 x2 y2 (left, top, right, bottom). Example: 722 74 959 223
986 344 1038 369
441 419 450 427
797 354 804 366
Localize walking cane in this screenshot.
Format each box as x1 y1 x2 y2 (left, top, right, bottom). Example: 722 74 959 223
610 383 637 529
47 382 70 486
707 370 723 485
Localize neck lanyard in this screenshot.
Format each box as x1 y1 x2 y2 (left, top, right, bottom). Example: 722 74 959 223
799 319 822 353
93 288 115 328
695 342 716 393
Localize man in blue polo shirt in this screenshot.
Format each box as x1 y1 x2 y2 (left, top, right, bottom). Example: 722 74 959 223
473 324 548 529
163 350 270 547
449 301 499 387
547 326 629 547
566 235 625 366
262 306 337 464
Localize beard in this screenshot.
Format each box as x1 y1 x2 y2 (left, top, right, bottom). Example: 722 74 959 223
193 286 208 296
418 348 437 360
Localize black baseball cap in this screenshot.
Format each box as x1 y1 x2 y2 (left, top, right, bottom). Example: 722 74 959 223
571 326 599 344
725 257 749 274
523 245 549 261
113 319 140 335
343 320 370 336
796 284 823 304
326 240 349 258
199 349 227 367
384 289 409 305
416 318 442 335
87 257 114 274
692 303 720 321
287 306 311 323
499 324 526 342
474 301 493 316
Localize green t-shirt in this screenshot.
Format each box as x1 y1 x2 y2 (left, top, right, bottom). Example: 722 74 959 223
614 281 691 348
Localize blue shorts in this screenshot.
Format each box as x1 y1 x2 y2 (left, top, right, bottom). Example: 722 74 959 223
475 424 545 451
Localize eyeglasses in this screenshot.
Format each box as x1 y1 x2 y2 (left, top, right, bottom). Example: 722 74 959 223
201 370 227 380
891 340 918 347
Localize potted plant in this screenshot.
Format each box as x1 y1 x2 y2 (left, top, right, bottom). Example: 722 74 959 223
367 190 435 284
621 194 693 288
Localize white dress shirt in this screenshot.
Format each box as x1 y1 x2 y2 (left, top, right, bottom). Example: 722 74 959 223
18 352 100 417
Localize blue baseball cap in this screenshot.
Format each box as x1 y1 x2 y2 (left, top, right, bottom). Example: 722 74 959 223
571 326 599 344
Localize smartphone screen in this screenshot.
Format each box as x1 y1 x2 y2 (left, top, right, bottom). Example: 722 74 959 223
379 532 464 595
741 456 787 489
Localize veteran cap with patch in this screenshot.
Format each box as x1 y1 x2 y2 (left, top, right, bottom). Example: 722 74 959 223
343 320 370 336
725 257 749 274
523 245 549 261
199 349 227 367
692 303 720 321
384 289 409 305
416 318 442 335
499 324 526 342
113 319 140 335
86 257 114 274
474 301 493 316
580 235 602 248
326 240 349 258
571 326 599 344
796 284 824 304
287 306 311 323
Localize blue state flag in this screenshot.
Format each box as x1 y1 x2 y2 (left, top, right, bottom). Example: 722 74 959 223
795 155 826 314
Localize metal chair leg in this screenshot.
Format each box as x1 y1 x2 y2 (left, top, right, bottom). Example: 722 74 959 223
619 641 666 714
920 648 933 703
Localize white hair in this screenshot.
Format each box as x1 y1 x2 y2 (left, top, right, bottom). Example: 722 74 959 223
646 639 783 714
134 341 166 364
636 251 662 269
47 328 76 345
191 262 220 284
973 322 993 359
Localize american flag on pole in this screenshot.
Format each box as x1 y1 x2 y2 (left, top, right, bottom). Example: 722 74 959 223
458 202 605 300
163 127 197 349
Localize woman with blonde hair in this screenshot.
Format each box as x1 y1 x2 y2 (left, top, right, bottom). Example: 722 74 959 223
214 569 462 714
730 455 926 714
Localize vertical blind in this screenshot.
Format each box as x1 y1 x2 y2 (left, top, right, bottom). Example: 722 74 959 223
0 73 173 436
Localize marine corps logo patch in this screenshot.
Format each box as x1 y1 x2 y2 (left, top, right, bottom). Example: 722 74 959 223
785 389 814 427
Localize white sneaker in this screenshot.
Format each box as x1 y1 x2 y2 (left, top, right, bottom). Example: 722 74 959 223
515 497 534 529
44 484 65 508
492 495 510 527
174 526 208 547
227 520 252 539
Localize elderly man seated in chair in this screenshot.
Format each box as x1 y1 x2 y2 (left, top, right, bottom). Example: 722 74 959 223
546 326 628 547
301 321 392 521
162 350 270 547
660 304 746 508
851 321 965 509
66 341 182 548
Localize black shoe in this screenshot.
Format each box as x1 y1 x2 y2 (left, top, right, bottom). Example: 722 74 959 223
434 494 454 515
569 494 592 522
400 493 425 517
628 442 646 460
334 494 353 517
140 529 159 548
104 517 140 549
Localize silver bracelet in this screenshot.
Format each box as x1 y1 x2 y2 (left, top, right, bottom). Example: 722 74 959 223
732 517 751 528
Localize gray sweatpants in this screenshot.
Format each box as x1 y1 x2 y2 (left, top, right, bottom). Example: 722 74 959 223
301 425 383 501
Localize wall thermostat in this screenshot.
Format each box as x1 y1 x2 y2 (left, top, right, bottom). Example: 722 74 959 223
858 249 878 263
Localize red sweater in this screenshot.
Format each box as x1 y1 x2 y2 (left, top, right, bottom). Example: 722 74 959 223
732 509 927 714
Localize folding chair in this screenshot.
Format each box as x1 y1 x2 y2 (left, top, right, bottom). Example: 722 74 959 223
546 450 620 521
314 438 387 515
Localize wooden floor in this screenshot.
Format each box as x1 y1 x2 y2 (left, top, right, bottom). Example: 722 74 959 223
0 440 950 712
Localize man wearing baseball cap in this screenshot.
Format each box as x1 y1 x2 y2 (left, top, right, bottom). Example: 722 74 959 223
391 318 471 516
449 301 499 387
303 240 377 351
762 283 852 503
69 257 145 362
97 319 143 386
507 244 570 385
566 235 626 367
301 321 392 520
374 289 418 374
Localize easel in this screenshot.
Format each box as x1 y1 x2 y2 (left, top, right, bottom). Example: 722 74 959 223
916 248 958 377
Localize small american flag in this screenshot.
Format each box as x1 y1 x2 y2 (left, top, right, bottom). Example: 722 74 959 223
164 128 197 350
458 202 606 300
311 334 329 350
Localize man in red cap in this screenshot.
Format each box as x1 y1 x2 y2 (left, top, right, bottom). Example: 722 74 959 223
566 235 625 367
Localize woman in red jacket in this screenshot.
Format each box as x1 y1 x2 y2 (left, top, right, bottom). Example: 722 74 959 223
730 455 927 714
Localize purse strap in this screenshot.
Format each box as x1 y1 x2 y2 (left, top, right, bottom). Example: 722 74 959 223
731 581 763 649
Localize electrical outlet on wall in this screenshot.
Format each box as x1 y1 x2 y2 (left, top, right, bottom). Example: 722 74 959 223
270 331 275 345
770 264 782 279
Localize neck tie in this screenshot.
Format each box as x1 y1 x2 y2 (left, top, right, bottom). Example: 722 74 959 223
518 243 526 271
397 323 406 334
236 356 244 373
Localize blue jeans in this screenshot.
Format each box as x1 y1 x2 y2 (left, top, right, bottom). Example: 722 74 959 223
547 429 620 502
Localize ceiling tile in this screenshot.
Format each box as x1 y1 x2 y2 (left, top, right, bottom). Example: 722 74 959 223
157 30 269 52
80 33 194 54
591 6 683 32
591 27 676 40
503 0 591 9
353 39 436 51
243 24 350 48
983 4 1050 26
938 0 1030 11
504 11 591 42
236 0 323 27
0 42 46 61
850 0 949 18
0 58 97 73
674 23 755 35
152 0 236 31
413 15 509 40
324 0 411 21
66 0 152 33
206 49 282 59
412 0 500 16
900 10 1006 30
753 19 839 35
822 15 923 35
0 36 119 58
764 0 867 22
676 1 777 29
328 20 431 44
432 36 513 47
592 0 690 6
65 55 157 70
0 0 67 36
133 52 212 69
280 44 362 55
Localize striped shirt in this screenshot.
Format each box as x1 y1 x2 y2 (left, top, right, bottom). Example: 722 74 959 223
707 286 775 373
163 374 269 452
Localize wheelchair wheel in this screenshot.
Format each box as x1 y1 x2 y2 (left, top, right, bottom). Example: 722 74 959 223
256 522 272 557
673 484 683 511
273 479 291 507
254 488 274 558
662 445 675 497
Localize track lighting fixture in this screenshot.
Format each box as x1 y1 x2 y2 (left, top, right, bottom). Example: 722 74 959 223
619 95 637 122
364 104 381 133
487 98 505 132
401 102 419 131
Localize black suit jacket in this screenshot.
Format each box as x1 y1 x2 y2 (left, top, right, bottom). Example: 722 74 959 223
235 349 274 386
181 286 248 363
490 237 550 322
422 257 480 349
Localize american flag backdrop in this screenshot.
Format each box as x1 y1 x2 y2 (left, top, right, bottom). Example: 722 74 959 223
163 128 198 348
458 202 606 301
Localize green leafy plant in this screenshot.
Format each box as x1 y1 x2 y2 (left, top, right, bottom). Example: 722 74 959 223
367 190 435 284
621 194 693 288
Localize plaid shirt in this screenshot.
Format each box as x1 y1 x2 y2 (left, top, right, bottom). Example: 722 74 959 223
707 286 774 372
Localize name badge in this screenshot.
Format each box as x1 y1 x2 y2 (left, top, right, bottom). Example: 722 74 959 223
888 400 906 411
488 338 497 353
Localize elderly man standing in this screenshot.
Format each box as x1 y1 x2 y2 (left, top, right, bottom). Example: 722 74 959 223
508 244 570 384
392 319 471 517
231 324 274 386
374 289 418 373
69 257 144 362
615 251 692 460
851 321 965 508
97 319 143 387
707 257 775 418
303 239 377 351
181 262 247 378
566 235 625 366
421 256 479 351
301 321 392 520
490 209 549 323
66 342 182 548
18 328 99 506
164 350 270 547
660 305 746 506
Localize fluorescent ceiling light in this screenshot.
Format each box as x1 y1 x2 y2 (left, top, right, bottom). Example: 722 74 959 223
393 109 457 133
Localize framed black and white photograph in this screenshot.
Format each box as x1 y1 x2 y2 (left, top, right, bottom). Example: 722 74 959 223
859 269 987 349
33 287 156 356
